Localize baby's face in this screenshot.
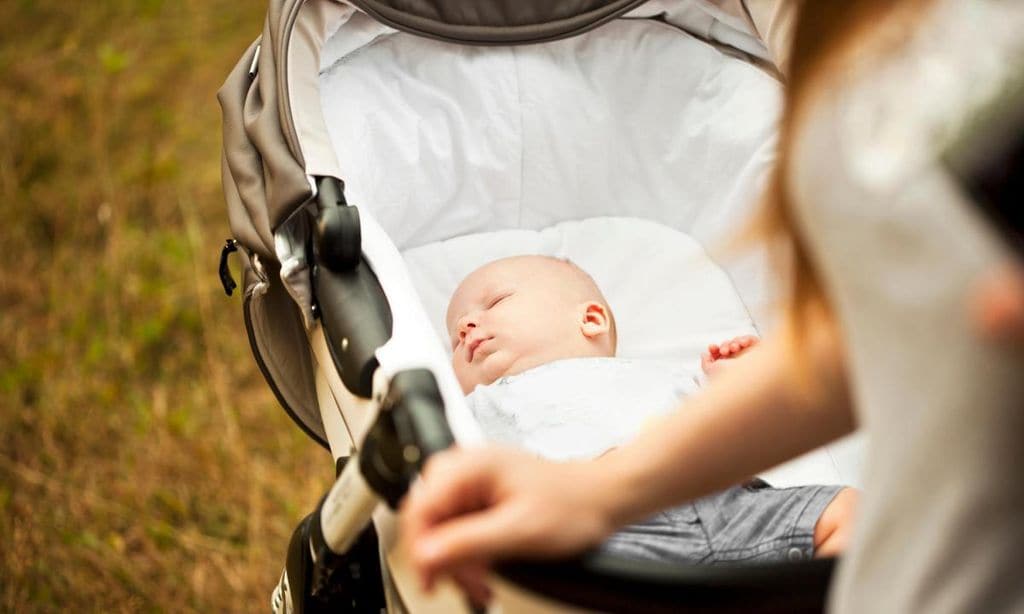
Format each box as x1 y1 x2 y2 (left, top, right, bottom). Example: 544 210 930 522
446 258 598 393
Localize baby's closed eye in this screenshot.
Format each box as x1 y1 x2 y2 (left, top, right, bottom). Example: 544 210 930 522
487 292 512 308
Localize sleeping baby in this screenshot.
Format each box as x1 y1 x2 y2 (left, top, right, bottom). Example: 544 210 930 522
446 254 856 564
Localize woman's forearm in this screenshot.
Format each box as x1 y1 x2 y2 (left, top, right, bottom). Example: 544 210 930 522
592 321 856 528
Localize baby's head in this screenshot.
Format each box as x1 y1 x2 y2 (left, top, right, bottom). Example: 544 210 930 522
446 255 616 393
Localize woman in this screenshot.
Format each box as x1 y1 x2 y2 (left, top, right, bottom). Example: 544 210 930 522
401 1 1024 611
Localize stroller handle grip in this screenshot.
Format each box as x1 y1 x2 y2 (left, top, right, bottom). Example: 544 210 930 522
320 459 379 555
496 553 836 614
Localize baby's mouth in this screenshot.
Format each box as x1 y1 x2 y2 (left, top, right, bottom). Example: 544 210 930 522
468 337 492 362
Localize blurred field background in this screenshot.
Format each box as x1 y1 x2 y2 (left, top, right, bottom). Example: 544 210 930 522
0 1 332 611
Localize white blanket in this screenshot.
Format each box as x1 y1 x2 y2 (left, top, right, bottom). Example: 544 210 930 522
466 357 700 461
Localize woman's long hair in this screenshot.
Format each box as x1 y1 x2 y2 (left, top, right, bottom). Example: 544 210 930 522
762 0 934 335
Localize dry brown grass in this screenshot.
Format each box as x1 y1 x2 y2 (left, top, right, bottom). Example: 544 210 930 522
1 1 330 611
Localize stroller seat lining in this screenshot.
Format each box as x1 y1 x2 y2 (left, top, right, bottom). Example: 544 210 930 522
318 16 780 251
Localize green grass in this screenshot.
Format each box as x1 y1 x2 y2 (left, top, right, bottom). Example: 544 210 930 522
0 1 331 611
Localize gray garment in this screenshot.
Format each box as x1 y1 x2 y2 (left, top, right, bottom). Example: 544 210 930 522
601 480 842 565
790 2 1024 612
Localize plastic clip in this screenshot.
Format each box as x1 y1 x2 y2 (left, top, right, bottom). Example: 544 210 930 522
219 239 239 296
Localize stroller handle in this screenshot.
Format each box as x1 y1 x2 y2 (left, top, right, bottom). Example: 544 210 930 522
497 553 835 614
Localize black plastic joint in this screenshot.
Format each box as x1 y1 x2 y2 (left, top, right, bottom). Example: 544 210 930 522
316 175 347 208
358 406 411 509
387 370 456 464
316 206 361 272
314 176 360 272
358 370 455 509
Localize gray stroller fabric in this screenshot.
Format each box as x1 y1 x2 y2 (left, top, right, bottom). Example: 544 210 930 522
241 258 325 447
219 7 323 444
219 8 314 257
348 0 649 44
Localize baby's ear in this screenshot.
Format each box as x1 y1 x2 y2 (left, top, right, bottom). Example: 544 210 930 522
579 301 610 339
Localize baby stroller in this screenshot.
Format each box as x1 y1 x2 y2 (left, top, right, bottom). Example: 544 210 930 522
218 1 863 611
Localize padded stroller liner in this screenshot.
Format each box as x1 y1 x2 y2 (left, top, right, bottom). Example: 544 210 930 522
403 217 758 361
319 14 781 252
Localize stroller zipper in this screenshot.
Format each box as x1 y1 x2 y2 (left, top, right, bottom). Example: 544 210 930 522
247 43 260 78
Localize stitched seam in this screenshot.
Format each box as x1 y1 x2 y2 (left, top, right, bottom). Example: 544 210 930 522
789 485 825 540
712 535 806 555
514 46 524 229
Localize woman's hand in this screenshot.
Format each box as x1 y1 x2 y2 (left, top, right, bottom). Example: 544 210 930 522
400 446 615 596
972 260 1024 346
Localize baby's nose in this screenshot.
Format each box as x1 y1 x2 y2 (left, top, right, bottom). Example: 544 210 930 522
458 319 476 339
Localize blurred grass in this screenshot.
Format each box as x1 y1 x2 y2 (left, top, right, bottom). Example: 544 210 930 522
0 1 331 611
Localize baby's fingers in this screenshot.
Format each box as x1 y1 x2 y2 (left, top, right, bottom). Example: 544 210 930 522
700 350 715 374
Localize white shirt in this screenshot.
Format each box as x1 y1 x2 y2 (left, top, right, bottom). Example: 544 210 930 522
465 357 699 461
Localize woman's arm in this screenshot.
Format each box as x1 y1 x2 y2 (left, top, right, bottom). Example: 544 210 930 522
401 315 855 589
595 314 855 528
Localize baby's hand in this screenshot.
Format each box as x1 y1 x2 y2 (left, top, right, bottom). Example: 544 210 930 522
701 335 760 377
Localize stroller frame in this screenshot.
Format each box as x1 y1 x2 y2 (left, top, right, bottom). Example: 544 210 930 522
218 1 837 611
